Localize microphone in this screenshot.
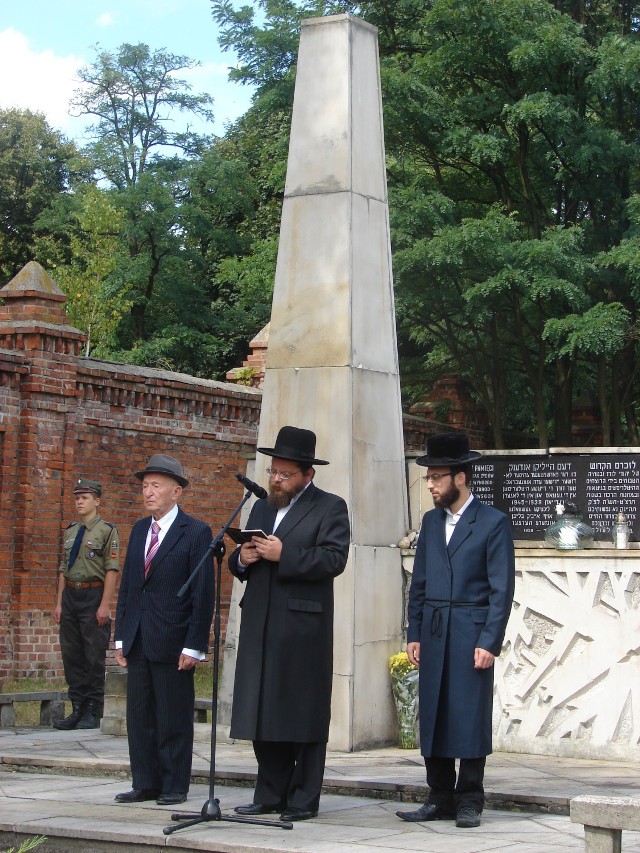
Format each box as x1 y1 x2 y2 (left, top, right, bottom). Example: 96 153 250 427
235 472 268 500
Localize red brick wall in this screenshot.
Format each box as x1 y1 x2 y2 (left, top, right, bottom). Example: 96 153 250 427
0 264 262 681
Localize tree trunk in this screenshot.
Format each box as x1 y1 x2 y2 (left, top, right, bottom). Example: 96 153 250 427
598 358 611 446
553 356 573 445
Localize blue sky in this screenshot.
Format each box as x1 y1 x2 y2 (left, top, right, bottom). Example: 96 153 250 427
0 0 255 141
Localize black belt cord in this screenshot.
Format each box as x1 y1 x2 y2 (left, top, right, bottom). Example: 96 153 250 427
426 599 489 638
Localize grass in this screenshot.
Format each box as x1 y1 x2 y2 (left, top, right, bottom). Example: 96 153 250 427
1 837 46 853
1 667 215 727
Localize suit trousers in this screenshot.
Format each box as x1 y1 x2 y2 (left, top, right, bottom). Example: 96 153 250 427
60 586 110 708
253 740 327 812
426 756 486 813
125 635 195 795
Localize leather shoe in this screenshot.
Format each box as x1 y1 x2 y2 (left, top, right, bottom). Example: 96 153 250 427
279 807 318 822
456 807 481 828
156 793 187 805
114 789 159 803
396 803 455 822
234 802 282 815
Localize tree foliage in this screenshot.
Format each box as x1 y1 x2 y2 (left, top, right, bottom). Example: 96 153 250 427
213 0 640 446
0 109 82 284
71 43 214 188
45 186 131 357
5 3 640 446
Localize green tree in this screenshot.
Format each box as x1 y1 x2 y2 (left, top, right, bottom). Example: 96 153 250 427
48 186 132 357
68 43 239 376
212 0 640 445
0 109 81 283
71 43 214 189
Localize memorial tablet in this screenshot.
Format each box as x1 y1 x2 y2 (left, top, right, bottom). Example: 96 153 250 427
470 452 640 541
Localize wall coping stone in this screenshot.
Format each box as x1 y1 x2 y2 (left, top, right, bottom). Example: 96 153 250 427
79 358 262 397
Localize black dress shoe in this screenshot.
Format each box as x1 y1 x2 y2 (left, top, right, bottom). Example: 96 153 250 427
156 792 187 805
456 807 481 828
396 803 455 822
114 789 160 803
279 807 318 822
234 802 281 815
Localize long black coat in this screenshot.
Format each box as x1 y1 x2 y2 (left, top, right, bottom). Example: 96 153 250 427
228 483 350 743
407 498 514 758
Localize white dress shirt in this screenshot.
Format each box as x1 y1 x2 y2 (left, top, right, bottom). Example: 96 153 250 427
444 493 475 545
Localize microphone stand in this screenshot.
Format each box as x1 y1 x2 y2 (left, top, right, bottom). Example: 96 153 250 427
164 488 293 835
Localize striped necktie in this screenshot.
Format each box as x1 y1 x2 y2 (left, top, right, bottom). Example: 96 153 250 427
144 521 161 575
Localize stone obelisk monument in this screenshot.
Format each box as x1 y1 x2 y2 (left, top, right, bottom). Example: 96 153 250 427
226 14 408 749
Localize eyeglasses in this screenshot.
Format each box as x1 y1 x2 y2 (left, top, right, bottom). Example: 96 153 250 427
266 467 298 481
423 471 452 484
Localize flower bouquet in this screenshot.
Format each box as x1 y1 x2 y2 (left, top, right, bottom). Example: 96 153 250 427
388 651 419 749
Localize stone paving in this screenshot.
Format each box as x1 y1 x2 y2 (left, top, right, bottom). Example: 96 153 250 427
0 727 639 852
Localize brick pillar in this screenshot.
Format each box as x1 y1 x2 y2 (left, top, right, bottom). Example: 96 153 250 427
0 261 86 676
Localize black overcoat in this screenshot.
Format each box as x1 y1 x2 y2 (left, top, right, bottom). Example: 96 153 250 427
228 482 350 743
407 498 515 758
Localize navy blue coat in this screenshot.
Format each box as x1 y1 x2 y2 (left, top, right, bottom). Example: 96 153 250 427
115 508 215 662
407 498 515 758
228 483 350 742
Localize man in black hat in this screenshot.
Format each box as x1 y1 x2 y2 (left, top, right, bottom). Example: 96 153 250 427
114 454 214 806
230 426 350 822
396 433 514 829
53 478 119 730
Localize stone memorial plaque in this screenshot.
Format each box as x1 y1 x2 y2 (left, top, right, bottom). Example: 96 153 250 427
471 453 640 541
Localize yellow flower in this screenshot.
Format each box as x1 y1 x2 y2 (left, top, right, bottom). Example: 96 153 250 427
388 651 416 677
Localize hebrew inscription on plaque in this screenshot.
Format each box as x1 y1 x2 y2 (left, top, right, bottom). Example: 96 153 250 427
472 453 640 541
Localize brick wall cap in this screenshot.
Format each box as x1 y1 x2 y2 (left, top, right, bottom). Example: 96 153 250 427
80 357 263 396
1 261 65 301
249 322 270 348
0 319 84 338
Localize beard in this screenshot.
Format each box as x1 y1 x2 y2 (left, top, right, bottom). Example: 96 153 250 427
267 479 306 509
432 478 461 510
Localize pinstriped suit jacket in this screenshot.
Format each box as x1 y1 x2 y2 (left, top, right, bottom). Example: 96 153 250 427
115 507 215 662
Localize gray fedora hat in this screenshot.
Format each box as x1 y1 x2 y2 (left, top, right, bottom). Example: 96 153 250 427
135 454 189 488
416 433 483 468
257 426 329 465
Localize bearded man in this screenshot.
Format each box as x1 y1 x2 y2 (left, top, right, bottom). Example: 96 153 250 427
228 426 350 822
396 433 515 829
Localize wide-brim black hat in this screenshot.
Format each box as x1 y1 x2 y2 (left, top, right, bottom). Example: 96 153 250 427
416 432 483 468
135 454 189 487
257 426 329 465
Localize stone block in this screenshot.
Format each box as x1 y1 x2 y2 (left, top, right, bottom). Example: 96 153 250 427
101 666 128 737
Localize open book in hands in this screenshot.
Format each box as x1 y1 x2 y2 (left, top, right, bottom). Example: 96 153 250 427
226 528 268 545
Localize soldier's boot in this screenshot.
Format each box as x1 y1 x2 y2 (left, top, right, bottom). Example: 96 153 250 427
76 700 99 729
53 701 84 730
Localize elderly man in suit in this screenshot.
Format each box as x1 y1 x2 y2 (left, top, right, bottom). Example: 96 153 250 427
114 454 214 806
230 426 350 822
396 433 515 829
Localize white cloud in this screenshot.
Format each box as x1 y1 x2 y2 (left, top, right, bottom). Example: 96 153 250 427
0 28 85 132
97 12 115 27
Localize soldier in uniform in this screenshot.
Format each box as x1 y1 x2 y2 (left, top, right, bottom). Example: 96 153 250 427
52 478 119 730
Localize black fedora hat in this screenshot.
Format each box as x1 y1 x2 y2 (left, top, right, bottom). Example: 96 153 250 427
416 433 482 468
257 426 329 466
135 454 189 488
